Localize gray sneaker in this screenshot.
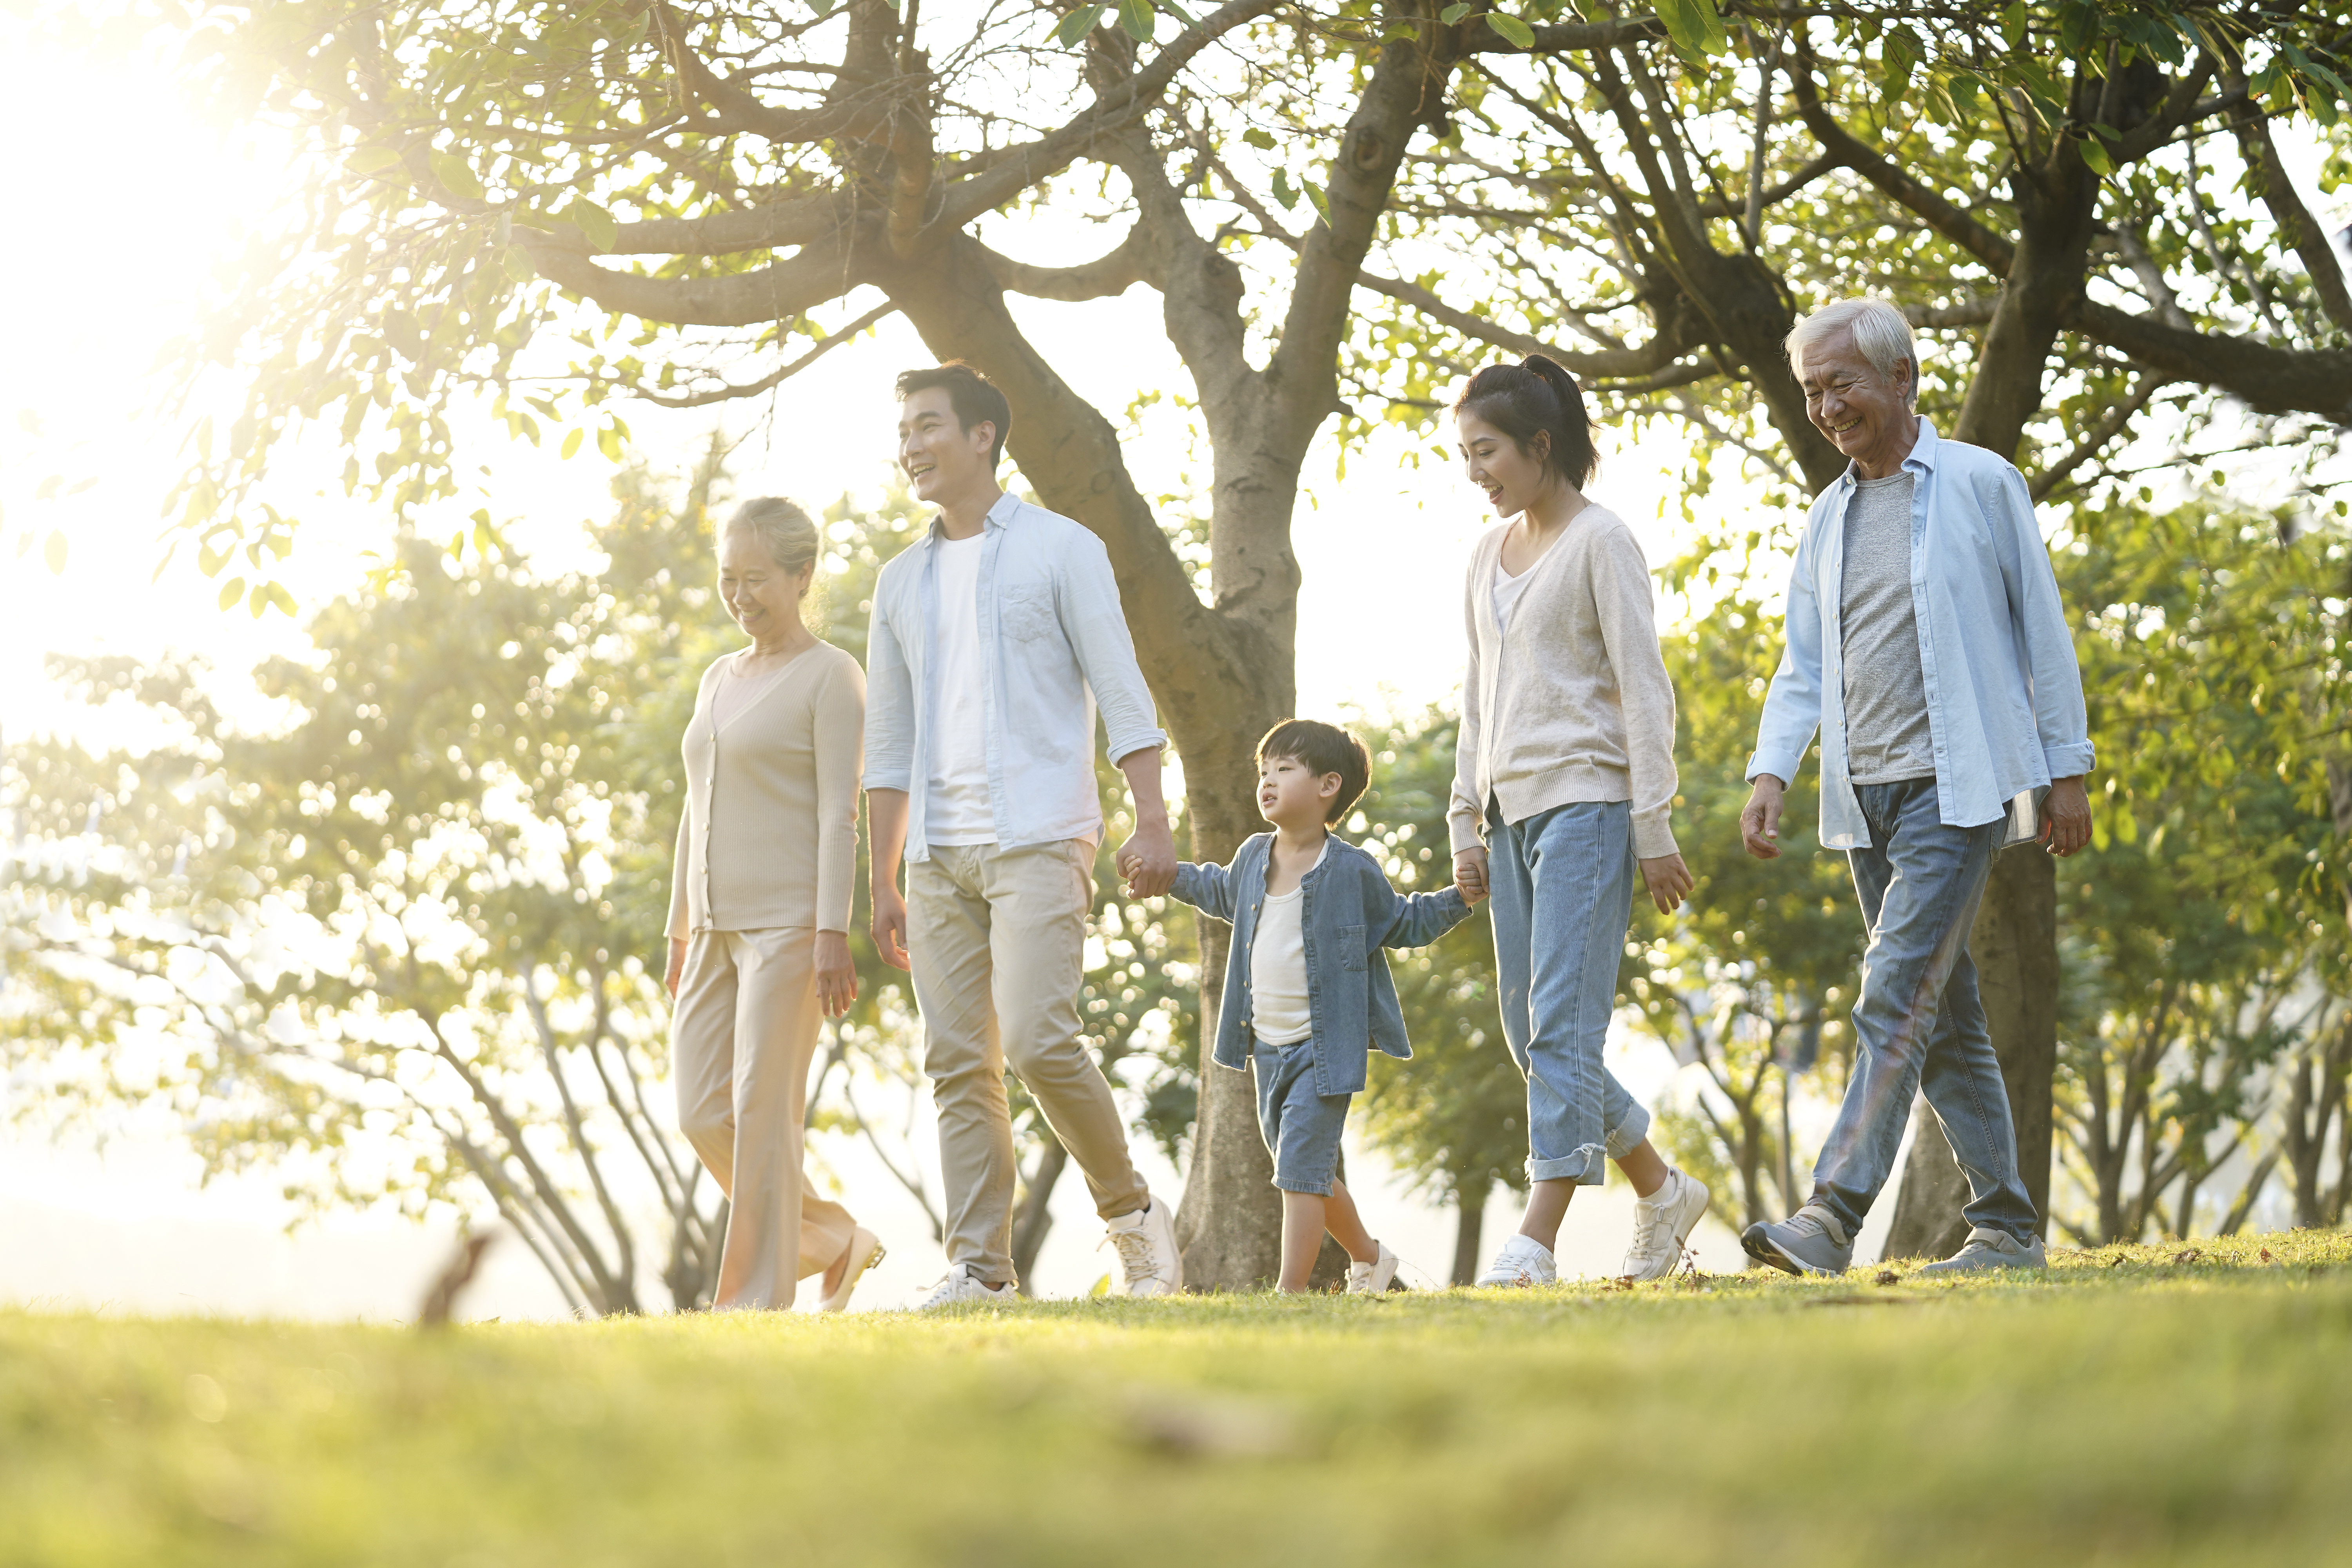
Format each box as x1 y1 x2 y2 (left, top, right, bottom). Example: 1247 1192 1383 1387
1741 1203 1854 1277
1915 1227 2047 1276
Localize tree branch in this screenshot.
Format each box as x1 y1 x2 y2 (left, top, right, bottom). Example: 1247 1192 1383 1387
2068 299 2352 422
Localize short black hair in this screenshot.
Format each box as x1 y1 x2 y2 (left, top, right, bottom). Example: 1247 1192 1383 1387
895 361 1011 470
1256 719 1371 825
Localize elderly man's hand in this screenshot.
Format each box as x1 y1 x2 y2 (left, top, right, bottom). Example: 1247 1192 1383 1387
1740 775 1786 860
2041 776 2092 858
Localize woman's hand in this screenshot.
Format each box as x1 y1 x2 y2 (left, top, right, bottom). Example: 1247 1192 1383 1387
1638 853 1693 915
815 930 859 1018
665 937 688 999
1453 846 1490 905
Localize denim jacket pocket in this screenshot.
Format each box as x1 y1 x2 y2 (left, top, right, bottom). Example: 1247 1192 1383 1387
1338 925 1366 972
1000 584 1058 642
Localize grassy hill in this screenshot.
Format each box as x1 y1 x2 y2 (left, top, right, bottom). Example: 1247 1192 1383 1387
5 1230 2348 1567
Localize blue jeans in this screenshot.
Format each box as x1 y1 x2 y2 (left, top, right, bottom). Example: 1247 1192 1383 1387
1486 801 1652 1184
1811 778 2038 1243
1250 1035 1351 1195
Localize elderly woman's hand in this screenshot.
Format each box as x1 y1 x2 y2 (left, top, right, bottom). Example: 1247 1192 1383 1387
815 930 859 1018
665 937 688 1000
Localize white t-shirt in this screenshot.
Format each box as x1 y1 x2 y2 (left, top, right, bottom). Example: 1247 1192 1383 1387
925 534 995 846
1248 840 1327 1046
1493 558 1535 633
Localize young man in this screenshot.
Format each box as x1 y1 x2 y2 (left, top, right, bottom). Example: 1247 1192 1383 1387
864 361 1184 1306
1739 298 2094 1277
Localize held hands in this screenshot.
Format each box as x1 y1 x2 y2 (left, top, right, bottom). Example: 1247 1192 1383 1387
814 930 859 1017
1117 815 1178 900
870 883 911 971
1452 846 1491 905
1740 775 1786 860
1639 853 1693 915
2040 775 2092 858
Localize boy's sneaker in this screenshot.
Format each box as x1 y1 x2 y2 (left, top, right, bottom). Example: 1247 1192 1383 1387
1475 1233 1557 1288
1740 1202 1854 1277
1621 1167 1711 1282
1915 1227 2047 1276
1346 1241 1401 1295
916 1264 1014 1310
1102 1196 1184 1297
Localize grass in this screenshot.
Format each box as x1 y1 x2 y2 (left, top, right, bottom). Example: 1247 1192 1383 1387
5 1230 2350 1568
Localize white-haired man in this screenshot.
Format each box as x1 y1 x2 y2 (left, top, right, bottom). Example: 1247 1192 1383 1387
1738 297 2094 1276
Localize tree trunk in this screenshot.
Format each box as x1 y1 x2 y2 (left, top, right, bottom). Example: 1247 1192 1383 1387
1884 846 2058 1258
1452 1175 1490 1286
1172 918 1284 1291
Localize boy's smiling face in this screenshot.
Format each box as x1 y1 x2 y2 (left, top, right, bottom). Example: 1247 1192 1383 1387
1258 752 1341 833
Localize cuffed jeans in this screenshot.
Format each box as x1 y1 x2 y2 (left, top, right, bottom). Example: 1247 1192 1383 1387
1486 800 1651 1184
1810 777 2038 1244
908 839 1150 1288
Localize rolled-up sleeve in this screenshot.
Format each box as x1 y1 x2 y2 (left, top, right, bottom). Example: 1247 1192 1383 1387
1749 519 1826 787
812 655 866 933
1060 532 1167 764
1989 466 2096 781
861 569 916 793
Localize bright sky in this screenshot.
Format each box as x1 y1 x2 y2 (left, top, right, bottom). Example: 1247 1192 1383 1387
1 19 2339 1316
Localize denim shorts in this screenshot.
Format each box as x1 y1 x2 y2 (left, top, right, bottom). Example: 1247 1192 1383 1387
1250 1035 1350 1195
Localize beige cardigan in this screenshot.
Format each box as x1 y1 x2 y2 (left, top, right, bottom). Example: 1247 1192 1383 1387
1448 505 1681 860
667 642 864 939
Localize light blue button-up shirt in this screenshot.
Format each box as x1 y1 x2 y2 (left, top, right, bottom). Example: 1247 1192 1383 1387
1747 418 2096 850
863 493 1167 862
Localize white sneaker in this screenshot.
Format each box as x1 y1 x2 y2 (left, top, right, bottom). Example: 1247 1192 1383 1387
818 1227 886 1314
1346 1241 1401 1296
1102 1196 1183 1298
915 1264 1013 1310
1621 1167 1711 1282
1475 1233 1557 1288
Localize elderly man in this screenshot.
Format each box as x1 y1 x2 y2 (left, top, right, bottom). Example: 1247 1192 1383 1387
1739 298 2094 1276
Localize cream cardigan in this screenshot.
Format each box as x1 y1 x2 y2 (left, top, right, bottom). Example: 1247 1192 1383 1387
667 641 864 939
1448 504 1681 860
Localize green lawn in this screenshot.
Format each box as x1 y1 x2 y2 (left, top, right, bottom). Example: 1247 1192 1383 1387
6 1230 2349 1568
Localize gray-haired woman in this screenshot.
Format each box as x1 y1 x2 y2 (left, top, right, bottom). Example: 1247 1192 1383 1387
664 497 884 1310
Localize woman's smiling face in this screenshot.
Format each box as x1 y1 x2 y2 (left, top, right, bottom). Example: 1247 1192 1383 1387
718 529 809 642
1457 410 1552 519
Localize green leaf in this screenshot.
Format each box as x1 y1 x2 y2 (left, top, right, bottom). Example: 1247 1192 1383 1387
1117 0 1152 41
265 583 298 617
1303 179 1330 227
43 530 66 575
248 581 270 619
560 427 586 460
503 247 538 281
2077 134 2114 175
1242 127 1276 151
428 151 485 201
1485 12 1534 47
219 575 246 611
1439 3 1470 22
1048 5 1103 46
1653 0 1728 58
348 146 402 174
569 201 619 252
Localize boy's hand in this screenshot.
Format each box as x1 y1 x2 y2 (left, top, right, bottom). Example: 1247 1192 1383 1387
1453 846 1490 905
1638 853 1693 915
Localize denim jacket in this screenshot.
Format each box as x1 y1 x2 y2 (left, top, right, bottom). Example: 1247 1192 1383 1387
1171 833 1474 1096
863 493 1167 862
1748 419 2096 849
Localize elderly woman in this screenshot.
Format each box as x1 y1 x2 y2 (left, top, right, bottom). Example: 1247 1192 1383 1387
665 496 885 1311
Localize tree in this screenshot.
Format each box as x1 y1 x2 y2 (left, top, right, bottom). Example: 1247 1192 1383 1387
155 0 2352 1278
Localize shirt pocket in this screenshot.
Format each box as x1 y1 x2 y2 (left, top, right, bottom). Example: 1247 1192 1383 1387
1000 583 1060 643
1338 924 1366 972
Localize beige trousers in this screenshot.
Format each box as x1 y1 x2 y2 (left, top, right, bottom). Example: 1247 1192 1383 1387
673 926 858 1310
909 840 1149 1286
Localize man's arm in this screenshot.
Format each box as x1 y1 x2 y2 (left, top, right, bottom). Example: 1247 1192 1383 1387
1742 520 1826 860
1115 746 1177 898
866 788 911 971
1988 465 2096 857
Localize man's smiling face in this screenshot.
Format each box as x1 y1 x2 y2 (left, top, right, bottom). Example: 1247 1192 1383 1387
896 385 994 506
1799 327 1916 476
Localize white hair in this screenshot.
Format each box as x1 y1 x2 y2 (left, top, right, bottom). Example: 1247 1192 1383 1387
1786 298 1919 409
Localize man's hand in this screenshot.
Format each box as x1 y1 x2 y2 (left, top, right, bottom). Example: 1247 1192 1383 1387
1639 853 1694 914
815 930 860 1016
665 936 687 999
1453 846 1490 905
2040 775 2092 858
1117 815 1178 899
870 883 911 971
1740 775 1787 860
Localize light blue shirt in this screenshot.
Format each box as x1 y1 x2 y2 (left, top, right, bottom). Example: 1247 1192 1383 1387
1747 419 2095 850
863 493 1166 862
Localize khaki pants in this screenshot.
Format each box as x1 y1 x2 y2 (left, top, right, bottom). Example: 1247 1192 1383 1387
673 927 858 1310
909 840 1149 1286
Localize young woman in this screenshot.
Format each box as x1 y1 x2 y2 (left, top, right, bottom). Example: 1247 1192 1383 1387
1448 354 1711 1286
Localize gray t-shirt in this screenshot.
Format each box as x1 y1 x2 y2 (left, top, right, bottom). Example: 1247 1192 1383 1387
1840 472 1936 785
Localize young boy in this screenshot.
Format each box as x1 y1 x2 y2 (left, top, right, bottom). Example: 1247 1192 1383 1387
1146 719 1481 1294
